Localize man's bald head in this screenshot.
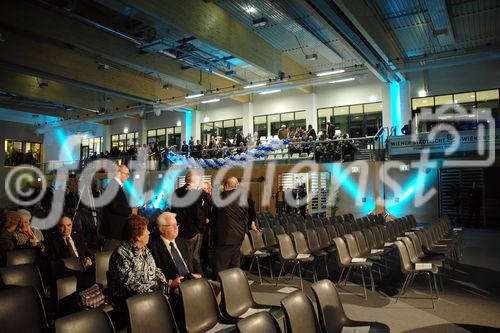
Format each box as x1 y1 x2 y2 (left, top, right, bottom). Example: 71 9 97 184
224 177 239 190
117 164 130 183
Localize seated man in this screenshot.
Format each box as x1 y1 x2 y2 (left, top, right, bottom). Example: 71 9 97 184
46 216 94 288
0 211 19 267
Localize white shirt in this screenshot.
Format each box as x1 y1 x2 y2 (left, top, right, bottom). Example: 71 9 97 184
114 176 124 188
160 236 188 269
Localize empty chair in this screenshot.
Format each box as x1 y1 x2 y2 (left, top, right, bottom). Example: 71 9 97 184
262 227 278 248
249 230 274 280
273 225 286 236
280 291 321 333
0 286 47 333
180 278 234 333
311 279 390 333
127 292 179 333
95 251 113 289
0 263 45 297
304 229 329 277
325 224 338 242
236 311 281 333
316 227 336 253
55 309 115 333
6 248 37 266
218 268 284 329
241 232 271 284
286 223 298 234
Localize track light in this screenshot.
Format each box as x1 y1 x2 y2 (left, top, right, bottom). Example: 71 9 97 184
305 54 318 61
316 69 345 77
252 17 268 27
329 77 355 84
185 93 204 99
243 82 267 89
259 89 281 95
201 98 220 104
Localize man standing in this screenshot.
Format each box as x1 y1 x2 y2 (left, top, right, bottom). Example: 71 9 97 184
100 165 137 251
234 128 245 147
325 121 334 139
212 177 255 277
171 170 209 267
275 185 285 215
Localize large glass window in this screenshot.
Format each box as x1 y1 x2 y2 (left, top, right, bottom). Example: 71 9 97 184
412 89 500 132
317 102 383 138
81 137 102 159
111 132 139 152
201 118 243 143
4 140 42 166
147 127 181 147
253 110 307 137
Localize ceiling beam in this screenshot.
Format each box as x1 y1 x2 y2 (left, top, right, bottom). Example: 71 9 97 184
0 0 235 92
230 94 251 103
0 29 186 104
297 86 314 94
108 0 305 76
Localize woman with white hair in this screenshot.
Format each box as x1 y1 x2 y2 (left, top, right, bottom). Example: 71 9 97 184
14 209 44 250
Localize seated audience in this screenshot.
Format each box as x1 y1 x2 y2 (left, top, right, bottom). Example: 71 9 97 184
0 211 20 266
13 209 44 251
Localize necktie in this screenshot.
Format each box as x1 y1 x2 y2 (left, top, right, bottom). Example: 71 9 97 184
169 242 189 276
65 237 78 258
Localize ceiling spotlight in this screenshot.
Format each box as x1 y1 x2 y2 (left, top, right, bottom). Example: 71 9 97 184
97 62 110 70
105 97 111 103
418 89 428 97
163 83 171 90
252 17 268 27
305 54 318 61
329 77 355 84
124 127 129 134
317 69 345 77
185 93 204 99
203 116 210 122
369 95 377 102
245 5 257 14
243 82 267 89
176 120 182 126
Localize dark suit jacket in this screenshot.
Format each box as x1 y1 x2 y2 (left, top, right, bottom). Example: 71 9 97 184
326 124 334 139
46 231 93 261
99 179 131 240
213 189 250 246
171 185 210 239
148 235 201 281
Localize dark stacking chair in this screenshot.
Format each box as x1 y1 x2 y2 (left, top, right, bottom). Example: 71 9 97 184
0 263 45 297
280 291 321 333
304 229 329 277
236 311 281 333
55 309 115 333
249 230 274 280
218 268 284 331
240 233 270 284
325 224 338 242
95 251 113 289
261 227 278 249
316 227 336 254
0 286 47 333
179 278 235 333
273 225 286 236
127 292 179 333
311 279 390 333
6 248 37 266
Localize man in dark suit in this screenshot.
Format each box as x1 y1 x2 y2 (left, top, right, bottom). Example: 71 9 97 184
46 216 94 288
212 177 256 277
234 128 245 146
100 165 137 251
306 124 317 140
325 121 334 139
171 170 210 267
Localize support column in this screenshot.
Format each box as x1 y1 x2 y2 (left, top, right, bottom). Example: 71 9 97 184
309 88 318 132
381 80 412 136
242 98 254 135
104 124 111 152
140 118 147 146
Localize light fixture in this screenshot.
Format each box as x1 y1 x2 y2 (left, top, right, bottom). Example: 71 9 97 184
316 69 345 77
158 174 163 179
252 17 268 27
418 89 428 97
176 120 182 126
305 53 318 61
245 5 257 14
124 127 129 134
259 89 281 95
134 174 141 179
203 116 210 122
185 93 204 99
329 77 355 84
399 164 410 172
243 82 267 89
351 166 360 174
201 98 220 104
369 95 377 102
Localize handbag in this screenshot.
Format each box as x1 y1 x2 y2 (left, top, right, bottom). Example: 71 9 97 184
77 284 106 308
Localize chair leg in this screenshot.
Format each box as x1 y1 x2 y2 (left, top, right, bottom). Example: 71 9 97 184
324 256 330 277
298 261 304 291
256 257 262 284
249 257 255 274
360 267 368 300
396 274 410 303
433 274 440 300
369 267 375 292
276 262 285 286
344 267 353 286
427 272 435 309
337 267 346 285
268 256 274 280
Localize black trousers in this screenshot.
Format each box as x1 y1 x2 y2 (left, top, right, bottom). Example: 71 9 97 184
213 245 241 278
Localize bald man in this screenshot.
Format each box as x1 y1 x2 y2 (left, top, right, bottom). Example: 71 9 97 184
100 165 137 251
212 177 255 277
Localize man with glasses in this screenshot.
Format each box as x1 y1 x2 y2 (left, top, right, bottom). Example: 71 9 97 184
100 165 138 251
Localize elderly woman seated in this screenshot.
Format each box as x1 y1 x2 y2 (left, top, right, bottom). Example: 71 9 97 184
14 209 44 251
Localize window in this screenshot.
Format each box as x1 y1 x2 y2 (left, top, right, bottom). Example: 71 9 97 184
111 132 139 151
253 111 307 137
81 137 103 160
411 88 500 132
4 140 42 166
147 127 181 148
317 102 383 138
200 118 243 143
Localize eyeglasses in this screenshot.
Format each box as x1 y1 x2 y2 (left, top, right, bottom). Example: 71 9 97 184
160 224 179 228
120 171 130 176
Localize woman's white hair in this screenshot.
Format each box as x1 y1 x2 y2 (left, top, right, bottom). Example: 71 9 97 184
17 209 32 221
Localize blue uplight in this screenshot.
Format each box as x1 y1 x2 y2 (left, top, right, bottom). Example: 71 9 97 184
55 128 76 161
152 169 183 209
386 170 431 216
390 81 402 135
178 108 192 141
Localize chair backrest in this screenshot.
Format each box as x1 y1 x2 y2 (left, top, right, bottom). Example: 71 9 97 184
240 233 254 257
0 286 47 332
6 248 37 266
280 291 320 333
342 222 353 234
236 311 280 333
62 257 85 271
179 278 219 333
0 263 45 297
408 233 425 258
311 279 349 333
352 231 370 254
401 236 419 263
361 229 377 250
249 230 266 251
276 234 298 261
334 223 346 236
343 234 361 258
56 276 77 301
286 223 298 234
127 292 179 333
304 229 322 253
395 240 414 274
371 227 384 248
325 225 338 241
262 227 277 247
332 237 352 267
95 251 113 288
218 268 254 319
316 227 331 249
291 231 311 255
273 225 286 235
55 309 115 333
